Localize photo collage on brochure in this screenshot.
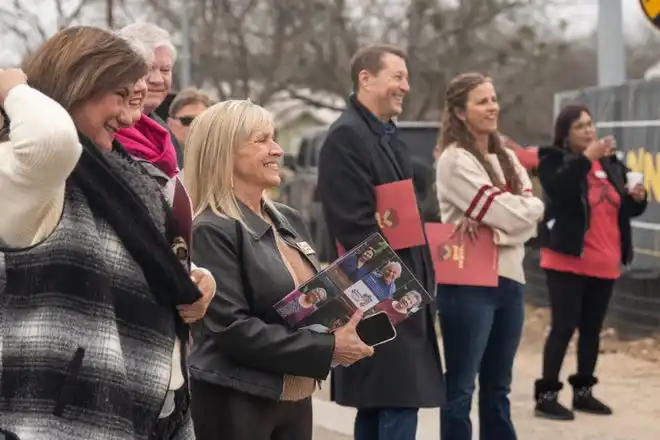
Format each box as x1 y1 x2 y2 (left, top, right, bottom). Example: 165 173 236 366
273 233 433 334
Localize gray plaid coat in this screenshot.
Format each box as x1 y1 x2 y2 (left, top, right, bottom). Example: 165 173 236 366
0 183 194 440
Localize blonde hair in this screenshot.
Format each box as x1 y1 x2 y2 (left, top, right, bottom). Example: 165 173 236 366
184 99 276 226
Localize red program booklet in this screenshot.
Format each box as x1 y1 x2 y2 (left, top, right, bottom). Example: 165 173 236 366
374 179 426 250
424 223 498 287
171 177 193 270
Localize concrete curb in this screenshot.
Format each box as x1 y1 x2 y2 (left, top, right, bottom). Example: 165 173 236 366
312 398 439 439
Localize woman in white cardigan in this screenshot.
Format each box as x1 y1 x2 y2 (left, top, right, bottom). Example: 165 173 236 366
434 72 544 440
0 28 214 440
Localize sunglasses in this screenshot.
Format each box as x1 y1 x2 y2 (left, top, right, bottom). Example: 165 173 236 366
174 116 196 127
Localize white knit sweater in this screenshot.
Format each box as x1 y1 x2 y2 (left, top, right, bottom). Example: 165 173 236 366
435 143 545 284
0 84 184 394
0 84 81 247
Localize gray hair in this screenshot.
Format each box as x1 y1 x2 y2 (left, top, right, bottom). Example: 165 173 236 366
384 261 402 277
402 290 423 307
117 36 153 64
117 22 177 62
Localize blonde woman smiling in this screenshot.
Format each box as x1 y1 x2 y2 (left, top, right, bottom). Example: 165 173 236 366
184 100 374 440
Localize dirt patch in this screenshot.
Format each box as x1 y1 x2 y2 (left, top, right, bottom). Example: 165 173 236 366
522 305 660 364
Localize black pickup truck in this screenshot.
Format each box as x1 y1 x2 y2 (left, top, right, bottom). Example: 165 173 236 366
280 121 441 261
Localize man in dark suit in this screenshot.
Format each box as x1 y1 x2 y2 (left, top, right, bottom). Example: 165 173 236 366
318 45 445 440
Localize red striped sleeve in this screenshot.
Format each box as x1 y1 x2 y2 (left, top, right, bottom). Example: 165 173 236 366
465 185 494 218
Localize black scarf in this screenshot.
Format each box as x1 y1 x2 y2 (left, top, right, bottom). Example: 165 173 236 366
69 133 201 308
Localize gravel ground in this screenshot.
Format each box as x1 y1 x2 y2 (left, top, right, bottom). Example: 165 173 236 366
314 426 352 440
314 305 660 439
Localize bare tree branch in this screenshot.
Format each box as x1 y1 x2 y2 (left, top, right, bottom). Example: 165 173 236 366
118 0 603 141
285 87 346 112
57 0 91 29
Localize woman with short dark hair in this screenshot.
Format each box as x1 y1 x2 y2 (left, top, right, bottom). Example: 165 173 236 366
534 105 647 420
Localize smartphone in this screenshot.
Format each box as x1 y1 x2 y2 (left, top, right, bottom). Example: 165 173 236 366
356 311 397 347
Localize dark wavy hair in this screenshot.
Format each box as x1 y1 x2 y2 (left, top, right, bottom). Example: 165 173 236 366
437 72 521 194
553 104 591 150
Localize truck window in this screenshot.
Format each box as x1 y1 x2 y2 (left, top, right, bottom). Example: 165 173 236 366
297 139 311 168
311 132 328 167
398 127 439 162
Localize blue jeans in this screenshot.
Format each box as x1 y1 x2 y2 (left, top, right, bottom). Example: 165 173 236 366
437 277 524 440
354 408 418 440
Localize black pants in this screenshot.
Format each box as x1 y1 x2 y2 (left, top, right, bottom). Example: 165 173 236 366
541 270 614 382
149 387 190 440
190 378 313 440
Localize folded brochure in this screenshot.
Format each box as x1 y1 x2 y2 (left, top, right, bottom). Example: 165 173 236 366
274 232 433 333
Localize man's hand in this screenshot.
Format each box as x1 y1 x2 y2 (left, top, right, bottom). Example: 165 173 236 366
177 268 216 324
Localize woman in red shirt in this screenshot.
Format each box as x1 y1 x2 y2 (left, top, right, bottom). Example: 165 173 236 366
534 105 647 420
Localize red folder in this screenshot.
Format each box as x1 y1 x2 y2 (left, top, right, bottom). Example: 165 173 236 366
374 179 426 250
424 223 498 287
171 176 193 269
501 135 539 170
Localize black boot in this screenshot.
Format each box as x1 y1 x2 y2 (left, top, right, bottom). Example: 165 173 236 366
534 379 575 420
568 375 613 415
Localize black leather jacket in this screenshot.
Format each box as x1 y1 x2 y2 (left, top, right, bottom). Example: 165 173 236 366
189 201 335 400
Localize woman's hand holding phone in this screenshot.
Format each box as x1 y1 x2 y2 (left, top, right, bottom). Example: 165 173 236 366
331 309 374 367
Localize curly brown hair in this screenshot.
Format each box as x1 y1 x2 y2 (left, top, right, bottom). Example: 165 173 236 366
437 72 521 195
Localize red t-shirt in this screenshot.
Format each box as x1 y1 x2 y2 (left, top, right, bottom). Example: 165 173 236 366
541 161 621 279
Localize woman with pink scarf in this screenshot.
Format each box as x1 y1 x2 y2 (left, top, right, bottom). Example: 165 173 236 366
112 49 214 440
117 107 179 180
115 77 179 180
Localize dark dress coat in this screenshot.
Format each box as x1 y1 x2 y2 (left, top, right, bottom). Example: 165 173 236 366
317 94 446 408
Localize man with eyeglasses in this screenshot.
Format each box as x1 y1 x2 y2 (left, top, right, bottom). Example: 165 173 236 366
167 88 213 150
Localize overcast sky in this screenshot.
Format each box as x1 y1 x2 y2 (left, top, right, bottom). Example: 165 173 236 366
551 0 655 39
1 0 657 66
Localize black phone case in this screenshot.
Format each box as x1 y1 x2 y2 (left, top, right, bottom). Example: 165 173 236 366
356 312 397 347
